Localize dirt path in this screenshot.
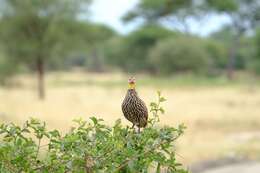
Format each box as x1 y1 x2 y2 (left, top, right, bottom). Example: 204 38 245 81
200 162 260 173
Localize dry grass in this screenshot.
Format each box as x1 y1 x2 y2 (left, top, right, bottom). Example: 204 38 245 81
1 72 260 165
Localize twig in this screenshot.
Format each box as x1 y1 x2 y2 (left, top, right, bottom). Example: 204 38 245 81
35 138 41 161
2 160 18 172
85 153 94 173
113 133 181 173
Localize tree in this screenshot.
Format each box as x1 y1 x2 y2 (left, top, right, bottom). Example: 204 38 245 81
104 25 176 73
210 26 255 72
149 36 209 74
203 0 260 79
48 23 116 72
204 39 229 73
83 23 116 72
0 0 92 99
123 0 194 33
124 0 260 78
253 28 260 74
103 36 125 70
0 52 20 85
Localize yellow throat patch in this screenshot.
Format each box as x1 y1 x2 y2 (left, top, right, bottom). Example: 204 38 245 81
128 83 135 89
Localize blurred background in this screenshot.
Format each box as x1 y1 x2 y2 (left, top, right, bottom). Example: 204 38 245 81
0 0 260 172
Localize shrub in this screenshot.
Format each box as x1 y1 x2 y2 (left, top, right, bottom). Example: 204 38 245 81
149 36 209 75
204 39 228 70
0 92 188 173
0 56 19 85
104 25 176 73
252 29 260 75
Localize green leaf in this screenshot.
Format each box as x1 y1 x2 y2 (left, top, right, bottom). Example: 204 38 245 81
0 91 188 173
159 107 165 114
159 97 167 102
150 102 157 107
22 129 30 133
90 117 98 125
30 118 40 125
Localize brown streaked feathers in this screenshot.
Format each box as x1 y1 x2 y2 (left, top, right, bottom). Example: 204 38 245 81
122 79 148 130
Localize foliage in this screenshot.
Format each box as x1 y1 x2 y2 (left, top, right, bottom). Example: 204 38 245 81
210 26 234 42
252 28 260 74
0 54 18 85
0 0 259 85
124 0 192 21
0 0 92 61
203 0 260 33
104 25 176 73
204 0 238 12
149 36 209 74
123 0 260 77
203 0 260 78
50 23 116 71
0 92 188 173
204 39 228 70
103 36 126 69
210 28 256 71
0 0 93 98
123 0 193 30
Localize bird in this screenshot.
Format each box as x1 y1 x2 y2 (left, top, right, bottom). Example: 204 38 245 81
121 77 148 132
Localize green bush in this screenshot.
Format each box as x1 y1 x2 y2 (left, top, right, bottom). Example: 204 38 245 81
149 36 209 74
0 56 19 85
0 92 188 173
204 39 228 70
252 29 260 75
103 36 127 69
104 25 176 73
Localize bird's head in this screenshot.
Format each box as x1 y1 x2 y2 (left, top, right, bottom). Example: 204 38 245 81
128 77 136 89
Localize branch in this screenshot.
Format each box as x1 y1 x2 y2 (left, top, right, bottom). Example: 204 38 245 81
35 138 41 161
113 133 182 173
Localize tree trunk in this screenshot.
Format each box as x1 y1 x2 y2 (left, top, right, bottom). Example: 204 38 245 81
36 57 45 100
227 34 240 80
89 47 104 72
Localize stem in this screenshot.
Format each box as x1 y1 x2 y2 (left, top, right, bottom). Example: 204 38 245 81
113 133 182 173
151 93 162 125
85 153 94 173
2 160 18 172
35 138 41 161
156 163 161 173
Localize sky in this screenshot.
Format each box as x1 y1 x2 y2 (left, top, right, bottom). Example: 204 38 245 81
89 0 231 36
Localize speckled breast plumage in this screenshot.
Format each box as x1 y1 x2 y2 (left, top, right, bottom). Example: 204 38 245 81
121 89 148 128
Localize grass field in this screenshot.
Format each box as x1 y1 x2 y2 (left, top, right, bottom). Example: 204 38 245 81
1 72 260 166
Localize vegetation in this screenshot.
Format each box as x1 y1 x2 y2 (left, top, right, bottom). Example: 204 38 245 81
149 36 209 74
1 72 260 165
0 1 259 171
124 0 260 78
0 0 93 99
254 28 260 74
202 0 260 79
105 25 176 73
0 0 259 100
0 54 20 85
0 92 188 173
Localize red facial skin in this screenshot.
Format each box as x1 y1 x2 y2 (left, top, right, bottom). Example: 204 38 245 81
128 77 136 84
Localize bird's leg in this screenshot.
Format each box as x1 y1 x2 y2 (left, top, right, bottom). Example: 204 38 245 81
131 123 135 129
137 121 141 133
